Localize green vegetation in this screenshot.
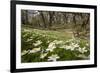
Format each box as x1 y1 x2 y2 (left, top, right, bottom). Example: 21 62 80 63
21 27 90 63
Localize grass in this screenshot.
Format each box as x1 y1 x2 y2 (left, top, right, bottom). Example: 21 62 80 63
22 27 73 40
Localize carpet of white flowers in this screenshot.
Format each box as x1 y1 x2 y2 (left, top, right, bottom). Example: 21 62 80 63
21 29 90 63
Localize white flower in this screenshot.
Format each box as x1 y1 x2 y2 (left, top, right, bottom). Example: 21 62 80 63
86 43 89 46
53 40 63 44
60 45 75 51
77 54 90 59
26 38 33 42
78 47 87 53
46 42 56 52
47 40 50 43
33 40 42 46
30 36 33 39
67 45 75 51
73 43 79 48
67 39 74 42
60 45 66 48
60 41 79 51
57 41 63 44
29 47 41 53
23 33 28 38
66 40 70 43
67 43 79 51
40 53 48 59
21 50 28 56
42 35 46 37
77 54 86 58
48 54 60 62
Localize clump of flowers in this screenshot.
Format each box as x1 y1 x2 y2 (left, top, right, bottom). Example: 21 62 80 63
46 42 56 52
29 47 41 54
48 54 60 62
33 40 42 46
40 53 48 59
